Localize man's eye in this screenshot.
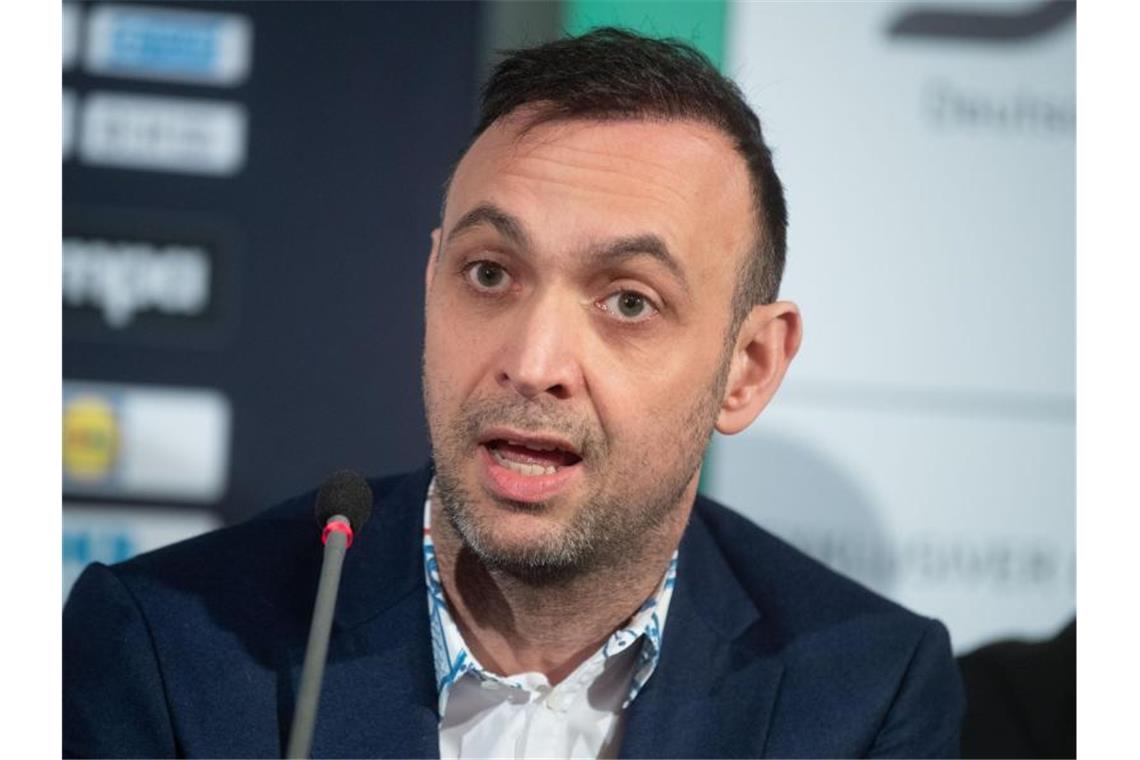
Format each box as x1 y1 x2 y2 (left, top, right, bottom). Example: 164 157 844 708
600 290 658 322
465 261 511 292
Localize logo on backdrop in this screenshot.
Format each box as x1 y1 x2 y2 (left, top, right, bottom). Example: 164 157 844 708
886 2 1075 138
923 79 1075 136
889 1 1075 43
78 92 248 177
61 381 232 504
63 236 212 329
62 504 222 600
63 209 234 345
785 528 1075 595
83 3 252 87
63 394 121 484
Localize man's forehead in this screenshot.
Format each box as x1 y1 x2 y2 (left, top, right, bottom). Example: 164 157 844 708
454 112 744 188
443 113 754 258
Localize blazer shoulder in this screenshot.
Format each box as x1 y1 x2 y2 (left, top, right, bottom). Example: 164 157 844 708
62 466 434 758
86 465 430 618
113 467 422 566
688 496 963 757
692 494 928 634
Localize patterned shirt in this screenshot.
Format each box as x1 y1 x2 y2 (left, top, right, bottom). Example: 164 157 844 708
422 483 678 758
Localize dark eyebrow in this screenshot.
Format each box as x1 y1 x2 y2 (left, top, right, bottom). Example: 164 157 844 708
592 234 690 295
445 203 531 251
445 203 688 294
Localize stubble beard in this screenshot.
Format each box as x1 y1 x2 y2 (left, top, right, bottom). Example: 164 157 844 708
424 350 732 585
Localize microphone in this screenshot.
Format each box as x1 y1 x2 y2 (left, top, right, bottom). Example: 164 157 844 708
286 470 373 759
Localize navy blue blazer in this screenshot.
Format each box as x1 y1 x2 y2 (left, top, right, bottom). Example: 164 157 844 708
63 464 963 758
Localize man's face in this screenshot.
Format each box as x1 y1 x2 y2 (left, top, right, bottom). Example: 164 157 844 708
423 113 755 579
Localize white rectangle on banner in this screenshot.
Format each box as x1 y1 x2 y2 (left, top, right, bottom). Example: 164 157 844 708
63 90 76 160
63 504 222 600
79 92 247 176
63 380 232 503
63 4 81 70
84 3 251 86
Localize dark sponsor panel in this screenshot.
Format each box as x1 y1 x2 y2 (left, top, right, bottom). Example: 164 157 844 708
64 1 481 526
63 208 236 346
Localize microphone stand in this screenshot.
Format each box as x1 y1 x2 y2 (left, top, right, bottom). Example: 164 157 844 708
286 515 352 759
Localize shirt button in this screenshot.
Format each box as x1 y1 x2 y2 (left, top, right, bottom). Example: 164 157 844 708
546 691 570 712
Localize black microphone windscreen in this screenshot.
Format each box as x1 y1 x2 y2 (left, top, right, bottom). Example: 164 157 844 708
314 470 373 532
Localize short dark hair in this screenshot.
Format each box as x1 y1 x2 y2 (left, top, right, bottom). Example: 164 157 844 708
464 26 788 324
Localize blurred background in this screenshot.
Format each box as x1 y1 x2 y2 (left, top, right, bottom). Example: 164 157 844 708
62 0 1074 710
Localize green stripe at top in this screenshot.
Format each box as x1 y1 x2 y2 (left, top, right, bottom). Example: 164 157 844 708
562 0 728 70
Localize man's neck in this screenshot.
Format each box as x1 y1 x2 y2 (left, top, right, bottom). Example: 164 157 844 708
430 487 695 685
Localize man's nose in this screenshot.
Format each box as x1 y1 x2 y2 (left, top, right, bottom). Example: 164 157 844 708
496 293 585 401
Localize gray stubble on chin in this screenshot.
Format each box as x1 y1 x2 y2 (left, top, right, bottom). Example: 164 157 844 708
432 464 602 581
431 451 698 585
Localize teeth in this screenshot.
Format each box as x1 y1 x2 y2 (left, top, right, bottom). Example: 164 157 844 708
507 439 559 452
491 448 558 476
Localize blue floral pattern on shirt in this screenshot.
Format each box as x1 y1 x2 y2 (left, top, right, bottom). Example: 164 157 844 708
422 483 678 717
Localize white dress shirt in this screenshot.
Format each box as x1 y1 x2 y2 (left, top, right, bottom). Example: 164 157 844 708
422 485 678 759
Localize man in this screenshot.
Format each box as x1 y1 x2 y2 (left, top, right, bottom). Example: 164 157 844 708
64 28 963 758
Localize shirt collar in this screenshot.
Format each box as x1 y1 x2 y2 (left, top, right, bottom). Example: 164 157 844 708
422 480 678 718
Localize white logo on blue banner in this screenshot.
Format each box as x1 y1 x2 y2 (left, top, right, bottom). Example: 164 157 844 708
84 3 252 86
79 92 247 176
63 235 212 328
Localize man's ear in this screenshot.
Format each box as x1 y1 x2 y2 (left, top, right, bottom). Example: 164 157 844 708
425 228 442 298
715 301 802 435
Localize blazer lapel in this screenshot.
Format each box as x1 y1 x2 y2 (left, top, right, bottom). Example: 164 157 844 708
620 504 785 759
307 591 439 758
283 465 441 759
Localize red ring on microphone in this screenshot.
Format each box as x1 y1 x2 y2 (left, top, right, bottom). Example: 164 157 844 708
322 520 355 549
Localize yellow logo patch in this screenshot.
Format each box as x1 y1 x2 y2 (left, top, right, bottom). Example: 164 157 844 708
63 395 119 481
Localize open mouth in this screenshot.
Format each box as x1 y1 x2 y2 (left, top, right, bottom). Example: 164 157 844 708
483 438 583 476
477 432 585 503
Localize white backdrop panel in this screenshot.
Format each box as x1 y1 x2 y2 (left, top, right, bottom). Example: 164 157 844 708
725 0 1074 395
707 402 1074 654
712 0 1075 652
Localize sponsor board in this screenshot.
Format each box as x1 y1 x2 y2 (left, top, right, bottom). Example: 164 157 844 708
63 504 222 600
63 381 231 504
63 208 233 343
84 3 252 86
63 3 81 70
79 91 247 176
